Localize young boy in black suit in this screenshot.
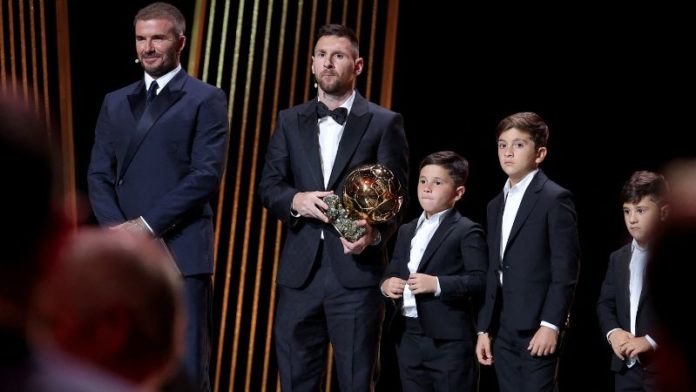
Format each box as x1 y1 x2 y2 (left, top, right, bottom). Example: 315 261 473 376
597 171 667 391
475 112 580 392
381 151 487 391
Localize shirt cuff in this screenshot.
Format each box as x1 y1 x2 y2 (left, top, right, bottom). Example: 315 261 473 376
606 328 622 343
540 321 559 332
644 334 658 350
139 216 154 235
434 277 441 296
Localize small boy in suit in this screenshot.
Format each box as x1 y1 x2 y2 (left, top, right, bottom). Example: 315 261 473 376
597 170 667 392
475 112 580 392
381 151 487 391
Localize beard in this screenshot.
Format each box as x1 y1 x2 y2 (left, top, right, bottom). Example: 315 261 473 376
316 74 351 95
139 51 178 78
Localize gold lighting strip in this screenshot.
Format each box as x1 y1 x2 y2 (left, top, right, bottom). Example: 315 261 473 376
201 0 216 82
29 0 40 109
228 0 261 387
365 0 377 101
18 0 28 106
39 0 50 125
380 0 399 109
261 0 289 390
243 0 274 389
302 0 318 101
0 1 6 92
213 0 247 389
55 0 75 224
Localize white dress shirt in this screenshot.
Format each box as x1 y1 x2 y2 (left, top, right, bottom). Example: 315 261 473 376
500 169 538 259
318 91 355 188
402 209 447 318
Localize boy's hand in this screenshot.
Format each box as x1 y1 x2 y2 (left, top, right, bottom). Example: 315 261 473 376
608 329 633 360
622 336 652 358
381 277 406 299
407 273 437 294
528 326 558 356
476 333 494 365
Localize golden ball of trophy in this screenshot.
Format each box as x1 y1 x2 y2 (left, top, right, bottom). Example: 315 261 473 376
342 164 402 223
324 164 403 242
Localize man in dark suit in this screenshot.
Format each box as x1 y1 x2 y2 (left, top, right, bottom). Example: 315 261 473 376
258 24 408 391
87 3 229 390
381 151 487 391
475 112 580 392
597 171 666 392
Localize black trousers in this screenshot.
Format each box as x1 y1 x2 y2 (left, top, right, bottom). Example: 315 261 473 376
395 317 475 392
274 242 383 392
493 322 559 392
614 363 660 392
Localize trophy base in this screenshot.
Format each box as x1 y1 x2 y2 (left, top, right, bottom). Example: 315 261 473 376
323 195 365 242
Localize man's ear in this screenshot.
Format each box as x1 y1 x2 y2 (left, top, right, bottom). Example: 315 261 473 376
354 57 364 76
177 35 187 53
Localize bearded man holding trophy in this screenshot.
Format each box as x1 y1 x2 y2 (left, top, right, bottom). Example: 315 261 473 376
259 24 408 392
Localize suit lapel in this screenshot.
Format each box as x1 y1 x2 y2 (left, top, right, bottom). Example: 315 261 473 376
617 244 632 312
298 101 325 190
505 170 546 253
326 93 372 190
399 220 418 277
490 193 505 264
119 70 187 180
417 210 459 272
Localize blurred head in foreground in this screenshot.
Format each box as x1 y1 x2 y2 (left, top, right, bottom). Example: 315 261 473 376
35 228 185 390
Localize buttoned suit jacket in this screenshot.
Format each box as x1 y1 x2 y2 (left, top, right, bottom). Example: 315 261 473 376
477 170 580 333
87 69 229 276
382 209 488 340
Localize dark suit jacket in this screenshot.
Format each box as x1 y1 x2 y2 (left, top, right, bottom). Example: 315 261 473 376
478 170 580 332
597 243 658 372
258 92 409 289
382 209 488 340
87 69 229 276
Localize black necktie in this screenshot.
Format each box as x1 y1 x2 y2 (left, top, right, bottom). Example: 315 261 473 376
146 81 159 106
316 101 348 125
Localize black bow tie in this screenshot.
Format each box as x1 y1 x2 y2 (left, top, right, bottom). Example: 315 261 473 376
316 101 348 125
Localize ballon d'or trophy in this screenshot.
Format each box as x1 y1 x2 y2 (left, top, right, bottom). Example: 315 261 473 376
323 164 403 242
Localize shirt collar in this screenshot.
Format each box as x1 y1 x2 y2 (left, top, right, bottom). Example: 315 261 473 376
416 208 450 229
631 238 648 253
503 169 539 197
144 64 182 92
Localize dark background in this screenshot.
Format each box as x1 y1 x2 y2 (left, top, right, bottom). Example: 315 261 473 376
68 1 694 391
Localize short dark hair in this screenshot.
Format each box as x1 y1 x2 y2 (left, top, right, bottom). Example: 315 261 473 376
620 170 667 204
317 24 359 57
419 151 469 188
496 112 549 149
134 2 186 36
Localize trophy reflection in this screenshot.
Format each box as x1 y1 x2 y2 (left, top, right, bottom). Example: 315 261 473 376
323 164 403 242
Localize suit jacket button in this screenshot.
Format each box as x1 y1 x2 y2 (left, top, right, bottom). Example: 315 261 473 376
118 179 124 185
